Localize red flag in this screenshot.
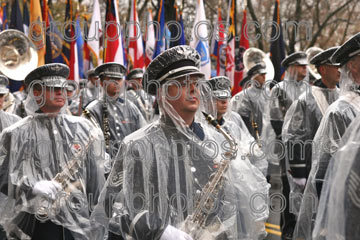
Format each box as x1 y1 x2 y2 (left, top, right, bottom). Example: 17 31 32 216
128 0 144 69
104 0 124 63
232 9 249 95
225 0 236 84
144 9 155 67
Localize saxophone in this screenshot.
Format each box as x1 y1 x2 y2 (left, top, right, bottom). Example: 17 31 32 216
36 136 95 219
180 112 238 239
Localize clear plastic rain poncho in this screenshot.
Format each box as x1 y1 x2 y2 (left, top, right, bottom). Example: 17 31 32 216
83 81 147 159
261 69 310 167
80 80 103 108
2 92 17 114
0 110 21 132
311 114 360 239
281 80 339 217
293 64 360 240
210 89 268 176
126 88 156 123
231 79 270 140
91 74 270 240
0 83 106 239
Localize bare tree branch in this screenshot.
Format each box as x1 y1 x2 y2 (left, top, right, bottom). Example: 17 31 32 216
246 0 264 50
307 0 355 47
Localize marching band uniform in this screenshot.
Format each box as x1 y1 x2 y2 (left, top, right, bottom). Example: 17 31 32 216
0 64 106 240
92 46 269 240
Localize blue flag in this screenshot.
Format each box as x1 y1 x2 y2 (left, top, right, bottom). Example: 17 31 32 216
270 0 286 83
76 17 85 78
10 0 23 32
153 0 165 58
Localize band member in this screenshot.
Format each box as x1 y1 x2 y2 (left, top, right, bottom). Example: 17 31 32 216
126 68 155 122
207 76 267 176
265 51 309 239
65 82 81 116
0 63 106 240
305 33 360 239
231 63 268 140
0 75 21 132
312 115 360 240
92 46 269 240
286 47 340 240
80 69 102 108
83 63 146 160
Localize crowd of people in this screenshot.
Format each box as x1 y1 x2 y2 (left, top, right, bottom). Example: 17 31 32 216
0 31 360 240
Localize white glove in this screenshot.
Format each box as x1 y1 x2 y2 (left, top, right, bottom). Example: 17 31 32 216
33 180 61 200
293 178 306 187
160 225 193 240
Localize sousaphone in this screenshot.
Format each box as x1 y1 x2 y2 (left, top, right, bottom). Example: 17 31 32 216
0 29 38 81
243 47 275 82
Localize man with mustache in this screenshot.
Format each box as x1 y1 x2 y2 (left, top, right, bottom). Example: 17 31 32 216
92 46 269 240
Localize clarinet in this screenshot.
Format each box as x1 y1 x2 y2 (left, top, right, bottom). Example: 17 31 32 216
180 112 238 240
102 100 111 152
251 112 262 148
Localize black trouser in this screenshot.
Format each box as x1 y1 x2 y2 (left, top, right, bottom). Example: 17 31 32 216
11 212 75 240
280 174 296 240
0 225 7 240
31 220 75 240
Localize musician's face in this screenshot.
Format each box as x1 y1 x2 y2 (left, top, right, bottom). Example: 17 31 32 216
33 86 66 113
216 98 229 119
254 73 266 87
165 75 201 118
347 55 360 85
319 65 340 88
89 76 99 86
289 65 307 81
101 76 124 97
128 78 142 90
0 94 4 109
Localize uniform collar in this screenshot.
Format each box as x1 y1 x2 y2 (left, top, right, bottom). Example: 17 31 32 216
189 120 205 141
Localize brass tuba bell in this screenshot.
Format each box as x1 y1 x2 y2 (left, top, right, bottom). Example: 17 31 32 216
243 47 275 82
0 29 38 81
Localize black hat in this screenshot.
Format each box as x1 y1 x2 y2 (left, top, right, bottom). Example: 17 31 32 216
86 69 97 78
331 33 360 66
0 75 9 94
281 51 308 69
144 45 204 95
310 47 340 66
208 76 231 99
240 63 266 87
127 68 144 80
24 63 69 88
95 62 126 79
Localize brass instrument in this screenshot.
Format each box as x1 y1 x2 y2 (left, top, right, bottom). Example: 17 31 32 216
36 136 94 219
251 112 262 148
83 108 101 129
180 112 238 239
0 30 38 81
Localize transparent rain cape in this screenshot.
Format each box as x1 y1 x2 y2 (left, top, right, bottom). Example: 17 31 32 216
293 65 360 240
91 78 270 240
312 114 360 239
0 84 107 239
231 79 270 140
0 110 21 133
261 70 310 167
